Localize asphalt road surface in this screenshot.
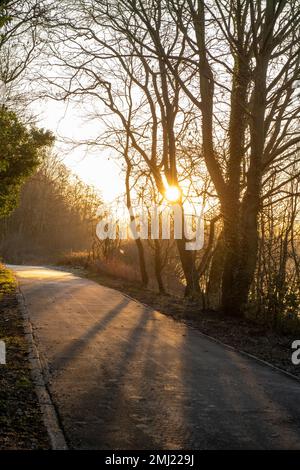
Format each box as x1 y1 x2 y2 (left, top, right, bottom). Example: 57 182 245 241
12 265 300 449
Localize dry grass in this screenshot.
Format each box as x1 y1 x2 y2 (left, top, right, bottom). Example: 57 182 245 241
0 263 16 300
57 251 91 268
57 251 140 283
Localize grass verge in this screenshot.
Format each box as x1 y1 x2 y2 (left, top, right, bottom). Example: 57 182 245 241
0 263 49 449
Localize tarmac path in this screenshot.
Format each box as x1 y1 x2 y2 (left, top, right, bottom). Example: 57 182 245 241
12 265 300 449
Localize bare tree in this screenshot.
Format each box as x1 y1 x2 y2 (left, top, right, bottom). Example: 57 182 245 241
38 0 300 315
0 0 49 110
87 0 300 315
41 5 204 296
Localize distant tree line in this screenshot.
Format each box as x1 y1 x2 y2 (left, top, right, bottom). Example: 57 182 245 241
0 154 101 263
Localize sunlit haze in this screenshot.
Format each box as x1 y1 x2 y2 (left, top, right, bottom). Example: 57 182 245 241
33 99 124 202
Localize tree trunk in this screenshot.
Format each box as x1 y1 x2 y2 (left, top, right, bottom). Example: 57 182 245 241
207 231 225 310
135 237 149 288
125 160 149 288
153 239 166 294
221 208 242 315
221 48 270 315
176 238 200 298
221 202 260 316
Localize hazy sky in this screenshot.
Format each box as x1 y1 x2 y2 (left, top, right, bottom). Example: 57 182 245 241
33 98 124 202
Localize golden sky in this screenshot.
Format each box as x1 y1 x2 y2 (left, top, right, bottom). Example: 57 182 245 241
33 99 124 202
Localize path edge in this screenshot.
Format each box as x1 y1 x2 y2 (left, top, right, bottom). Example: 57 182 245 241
116 290 300 385
58 264 300 385
16 287 68 450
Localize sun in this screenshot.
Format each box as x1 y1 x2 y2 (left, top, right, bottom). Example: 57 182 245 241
164 185 181 202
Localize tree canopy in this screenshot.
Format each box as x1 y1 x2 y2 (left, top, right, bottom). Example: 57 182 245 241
0 108 54 217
